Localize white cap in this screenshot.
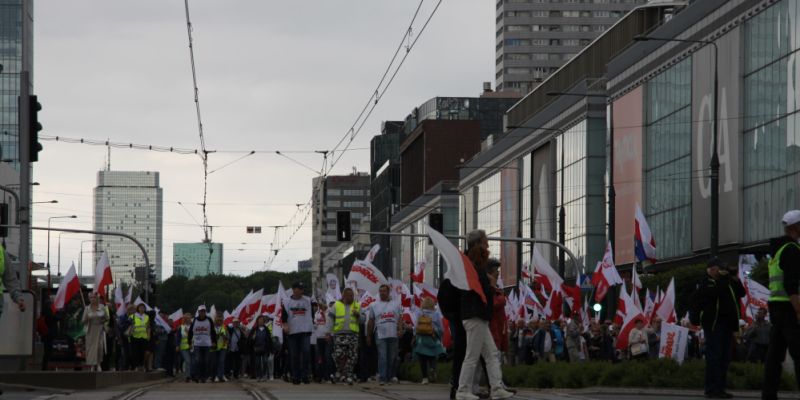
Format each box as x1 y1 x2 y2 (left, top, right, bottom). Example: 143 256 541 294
197 305 207 312
782 210 800 226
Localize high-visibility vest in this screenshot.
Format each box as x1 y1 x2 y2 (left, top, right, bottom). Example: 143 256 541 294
768 242 798 302
215 326 228 350
180 325 190 350
132 314 150 340
332 301 360 333
0 245 5 293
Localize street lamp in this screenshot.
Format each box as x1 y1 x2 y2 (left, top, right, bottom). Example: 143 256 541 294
47 215 77 287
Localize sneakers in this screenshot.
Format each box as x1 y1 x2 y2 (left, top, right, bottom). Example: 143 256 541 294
222 376 228 382
490 388 515 400
379 382 385 386
421 378 429 385
391 377 398 384
213 377 219 383
346 377 354 386
455 392 480 400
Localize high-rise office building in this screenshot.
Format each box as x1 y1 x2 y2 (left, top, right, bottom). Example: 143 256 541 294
173 242 223 279
0 0 33 262
495 0 646 93
311 173 370 284
94 171 163 285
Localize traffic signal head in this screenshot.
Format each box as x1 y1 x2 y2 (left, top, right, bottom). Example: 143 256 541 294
336 211 351 242
28 95 42 162
0 203 7 238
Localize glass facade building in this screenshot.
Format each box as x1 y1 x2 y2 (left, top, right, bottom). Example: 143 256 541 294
173 242 223 279
94 171 163 285
644 58 692 259
742 0 800 242
0 0 31 171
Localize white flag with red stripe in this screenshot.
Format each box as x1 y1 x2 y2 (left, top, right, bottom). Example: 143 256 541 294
616 282 645 350
53 264 81 312
532 246 563 292
114 285 127 317
93 252 113 297
654 278 676 323
410 261 426 284
169 308 184 329
428 226 486 304
591 242 623 303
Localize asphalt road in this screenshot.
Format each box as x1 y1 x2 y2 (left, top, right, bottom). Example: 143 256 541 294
2 380 796 400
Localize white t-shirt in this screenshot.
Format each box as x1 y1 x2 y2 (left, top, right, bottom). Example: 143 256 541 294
368 300 401 340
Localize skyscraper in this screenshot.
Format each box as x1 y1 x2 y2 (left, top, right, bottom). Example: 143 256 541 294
495 0 646 93
94 171 163 285
173 242 223 279
0 0 33 263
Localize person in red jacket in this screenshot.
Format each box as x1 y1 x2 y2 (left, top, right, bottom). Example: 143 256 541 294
486 259 508 358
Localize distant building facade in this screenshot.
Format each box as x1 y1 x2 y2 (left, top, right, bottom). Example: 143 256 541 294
297 258 312 273
94 171 163 285
173 242 223 279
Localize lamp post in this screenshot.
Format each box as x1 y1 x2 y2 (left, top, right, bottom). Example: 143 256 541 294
79 240 100 276
634 35 719 256
47 215 77 287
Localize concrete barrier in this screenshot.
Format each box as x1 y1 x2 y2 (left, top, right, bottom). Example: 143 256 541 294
0 370 168 390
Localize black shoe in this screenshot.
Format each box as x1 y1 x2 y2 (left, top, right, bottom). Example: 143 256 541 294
302 379 311 384
293 380 301 385
449 387 456 400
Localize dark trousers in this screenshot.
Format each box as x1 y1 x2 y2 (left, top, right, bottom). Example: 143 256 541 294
763 302 800 400
419 354 437 380
41 336 53 370
288 333 311 382
131 338 149 369
315 339 333 380
193 346 211 381
704 324 733 395
450 319 466 390
229 351 242 378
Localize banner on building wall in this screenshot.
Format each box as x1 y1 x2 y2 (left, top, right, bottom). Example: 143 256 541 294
532 142 555 264
612 86 644 265
692 26 741 251
500 166 519 283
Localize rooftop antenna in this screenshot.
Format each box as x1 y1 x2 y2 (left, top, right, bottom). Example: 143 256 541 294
106 139 111 171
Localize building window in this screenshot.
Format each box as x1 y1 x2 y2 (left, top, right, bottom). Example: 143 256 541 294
742 0 800 242
505 39 531 47
644 57 692 259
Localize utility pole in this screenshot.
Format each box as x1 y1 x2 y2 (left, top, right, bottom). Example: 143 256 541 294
18 70 31 289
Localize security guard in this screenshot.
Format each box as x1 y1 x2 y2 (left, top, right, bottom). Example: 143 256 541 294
762 210 800 400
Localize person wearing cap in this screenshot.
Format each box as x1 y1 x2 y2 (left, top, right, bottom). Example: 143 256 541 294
281 281 313 384
762 210 800 400
690 257 744 399
188 305 217 383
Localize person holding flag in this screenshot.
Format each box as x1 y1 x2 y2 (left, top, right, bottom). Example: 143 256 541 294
689 258 744 399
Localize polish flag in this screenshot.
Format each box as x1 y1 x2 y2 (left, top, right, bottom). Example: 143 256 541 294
631 265 643 309
428 225 486 304
521 262 532 281
208 305 217 321
615 282 645 350
518 282 542 311
634 204 657 264
410 261 425 284
561 282 582 314
114 285 127 317
389 279 412 308
360 291 377 311
134 296 152 312
413 282 439 307
643 289 655 324
544 289 563 321
53 264 81 312
155 312 173 332
93 252 113 297
231 290 253 321
591 242 623 303
532 245 563 292
654 278 676 323
169 308 184 329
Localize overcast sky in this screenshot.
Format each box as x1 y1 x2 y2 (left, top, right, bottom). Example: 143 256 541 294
30 0 496 277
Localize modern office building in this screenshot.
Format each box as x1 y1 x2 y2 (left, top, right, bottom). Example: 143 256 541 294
173 242 223 279
370 121 405 277
311 172 370 284
94 171 163 285
495 0 647 94
297 258 312 273
0 0 33 267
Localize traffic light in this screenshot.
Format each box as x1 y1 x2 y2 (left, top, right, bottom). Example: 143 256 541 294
336 211 351 242
429 213 444 233
27 95 43 162
0 203 7 238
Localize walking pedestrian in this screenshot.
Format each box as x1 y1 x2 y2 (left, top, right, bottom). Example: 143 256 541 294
227 318 245 379
282 281 313 384
367 284 402 386
762 210 800 400
454 229 513 400
177 313 193 381
212 314 228 382
82 293 108 371
249 315 273 382
689 257 745 399
130 304 150 371
188 305 216 383
313 302 333 382
413 297 444 385
327 287 361 385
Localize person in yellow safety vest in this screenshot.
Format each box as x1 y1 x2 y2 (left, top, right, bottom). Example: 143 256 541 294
326 287 361 385
0 244 25 319
762 210 800 400
130 304 150 372
177 313 193 382
212 314 228 382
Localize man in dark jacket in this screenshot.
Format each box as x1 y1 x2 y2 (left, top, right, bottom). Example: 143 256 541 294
691 257 745 399
762 210 800 400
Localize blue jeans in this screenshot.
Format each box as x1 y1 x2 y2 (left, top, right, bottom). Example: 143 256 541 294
704 324 732 395
216 350 227 379
192 346 211 381
288 333 311 382
376 337 399 383
180 350 192 377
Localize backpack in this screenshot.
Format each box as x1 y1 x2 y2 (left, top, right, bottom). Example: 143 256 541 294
416 314 434 336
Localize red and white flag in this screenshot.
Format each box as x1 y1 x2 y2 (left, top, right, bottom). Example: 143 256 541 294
231 290 253 321
360 291 377 311
208 305 217 321
616 282 645 350
413 282 438 307
544 289 563 321
521 262 532 281
53 264 81 312
561 277 582 314
643 289 655 324
591 242 623 303
634 204 657 264
389 279 412 308
428 225 486 304
169 308 184 329
654 278 676 323
365 244 381 263
410 261 426 284
134 296 152 312
93 252 113 297
348 259 388 296
532 246 563 292
114 285 127 317
631 265 643 309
